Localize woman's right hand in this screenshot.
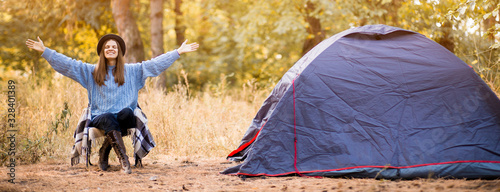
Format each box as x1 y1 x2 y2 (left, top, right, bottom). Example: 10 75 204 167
26 36 46 52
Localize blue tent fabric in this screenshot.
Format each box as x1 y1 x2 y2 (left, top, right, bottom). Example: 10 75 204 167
223 25 500 179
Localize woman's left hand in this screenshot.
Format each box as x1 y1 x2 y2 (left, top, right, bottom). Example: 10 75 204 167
177 39 199 55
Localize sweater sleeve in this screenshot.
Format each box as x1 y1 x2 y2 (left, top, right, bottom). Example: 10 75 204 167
131 50 180 88
41 48 94 89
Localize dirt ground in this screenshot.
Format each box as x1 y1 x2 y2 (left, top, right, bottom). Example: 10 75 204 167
1 156 499 192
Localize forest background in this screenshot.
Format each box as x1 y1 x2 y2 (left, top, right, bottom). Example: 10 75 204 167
0 0 499 165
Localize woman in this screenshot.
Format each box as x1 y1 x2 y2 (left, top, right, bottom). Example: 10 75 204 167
26 34 199 174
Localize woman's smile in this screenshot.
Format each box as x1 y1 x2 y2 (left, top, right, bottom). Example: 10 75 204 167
104 40 119 59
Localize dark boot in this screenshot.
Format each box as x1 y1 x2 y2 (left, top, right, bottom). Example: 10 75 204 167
107 130 132 174
98 137 112 171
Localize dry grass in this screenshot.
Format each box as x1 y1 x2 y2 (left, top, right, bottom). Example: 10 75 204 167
1 67 500 164
0 75 267 165
140 76 265 158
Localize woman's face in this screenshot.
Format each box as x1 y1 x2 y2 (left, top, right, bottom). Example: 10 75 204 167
104 40 119 60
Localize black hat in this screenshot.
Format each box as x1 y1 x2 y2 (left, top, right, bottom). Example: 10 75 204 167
97 34 126 56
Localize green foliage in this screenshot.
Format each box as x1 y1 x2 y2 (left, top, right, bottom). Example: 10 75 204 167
50 101 72 135
17 137 47 164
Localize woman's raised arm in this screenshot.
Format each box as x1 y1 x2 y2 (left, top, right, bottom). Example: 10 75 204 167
26 37 46 52
177 39 199 55
25 36 94 89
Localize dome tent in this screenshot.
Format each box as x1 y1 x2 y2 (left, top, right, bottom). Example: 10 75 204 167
222 25 500 179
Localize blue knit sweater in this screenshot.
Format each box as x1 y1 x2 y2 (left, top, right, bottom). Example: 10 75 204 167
42 48 180 118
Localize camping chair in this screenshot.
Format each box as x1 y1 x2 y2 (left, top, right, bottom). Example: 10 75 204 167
70 104 156 168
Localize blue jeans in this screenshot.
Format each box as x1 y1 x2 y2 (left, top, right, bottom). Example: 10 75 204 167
89 108 136 136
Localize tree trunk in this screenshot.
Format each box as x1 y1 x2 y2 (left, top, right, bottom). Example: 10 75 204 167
151 0 164 57
437 20 455 53
151 0 166 89
111 0 145 63
301 1 325 56
174 0 186 46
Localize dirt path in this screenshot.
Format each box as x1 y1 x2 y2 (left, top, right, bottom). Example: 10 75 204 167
1 157 499 192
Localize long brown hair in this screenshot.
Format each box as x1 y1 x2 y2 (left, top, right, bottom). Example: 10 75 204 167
93 39 126 86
